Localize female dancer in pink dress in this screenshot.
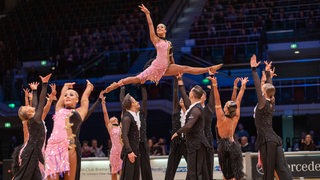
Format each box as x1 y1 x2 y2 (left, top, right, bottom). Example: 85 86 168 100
45 80 94 180
100 91 123 180
105 4 223 93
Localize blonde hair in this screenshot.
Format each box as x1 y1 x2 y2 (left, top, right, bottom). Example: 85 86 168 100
65 89 79 98
225 100 237 118
18 106 28 121
262 83 275 98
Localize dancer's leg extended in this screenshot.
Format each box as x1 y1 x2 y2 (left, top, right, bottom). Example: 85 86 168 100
164 63 223 76
105 76 141 93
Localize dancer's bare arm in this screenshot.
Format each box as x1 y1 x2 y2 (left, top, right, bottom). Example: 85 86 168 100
101 92 113 132
42 83 57 121
231 78 240 101
23 88 31 106
264 61 276 84
235 77 248 119
77 80 94 121
207 77 224 125
139 4 159 45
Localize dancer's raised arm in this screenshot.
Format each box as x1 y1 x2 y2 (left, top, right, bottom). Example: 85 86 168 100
77 80 94 120
235 77 248 117
42 84 56 121
29 82 39 108
101 91 113 132
84 90 104 122
250 54 265 109
264 61 275 84
33 74 51 123
139 4 159 45
177 74 191 108
207 77 224 122
119 86 126 103
172 78 179 115
141 84 148 117
231 78 240 101
23 88 31 106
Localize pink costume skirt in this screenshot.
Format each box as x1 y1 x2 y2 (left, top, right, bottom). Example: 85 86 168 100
136 62 168 84
110 152 122 174
45 138 70 177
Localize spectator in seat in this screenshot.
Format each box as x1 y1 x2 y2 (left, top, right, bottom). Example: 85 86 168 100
300 134 316 151
240 136 254 152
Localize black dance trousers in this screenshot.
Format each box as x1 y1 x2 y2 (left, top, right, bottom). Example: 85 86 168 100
186 144 209 180
120 155 141 180
165 139 188 180
139 142 153 180
206 147 214 180
260 142 293 180
120 142 153 180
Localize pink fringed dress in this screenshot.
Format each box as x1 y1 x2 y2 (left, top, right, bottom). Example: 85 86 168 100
109 126 123 174
45 108 71 177
137 40 171 84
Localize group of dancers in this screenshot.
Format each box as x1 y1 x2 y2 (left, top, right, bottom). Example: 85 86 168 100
12 4 293 180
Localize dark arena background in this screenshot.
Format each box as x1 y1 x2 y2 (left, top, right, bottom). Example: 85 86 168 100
0 0 319 179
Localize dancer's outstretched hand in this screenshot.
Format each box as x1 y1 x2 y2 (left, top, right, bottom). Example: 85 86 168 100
264 61 273 71
250 54 260 67
270 67 277 78
99 90 105 102
139 4 150 14
240 77 249 86
49 84 57 96
47 84 57 101
86 80 94 90
23 88 30 97
233 77 240 87
29 82 40 91
64 82 76 89
40 73 52 83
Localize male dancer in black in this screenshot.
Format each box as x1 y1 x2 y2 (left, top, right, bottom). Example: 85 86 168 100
120 85 153 180
165 77 189 180
171 85 210 180
251 54 292 180
176 74 217 179
13 73 51 180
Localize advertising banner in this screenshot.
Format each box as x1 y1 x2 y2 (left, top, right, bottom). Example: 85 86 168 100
80 156 224 180
251 153 320 179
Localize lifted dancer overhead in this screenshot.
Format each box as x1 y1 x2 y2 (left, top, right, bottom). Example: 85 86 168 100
105 4 222 93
